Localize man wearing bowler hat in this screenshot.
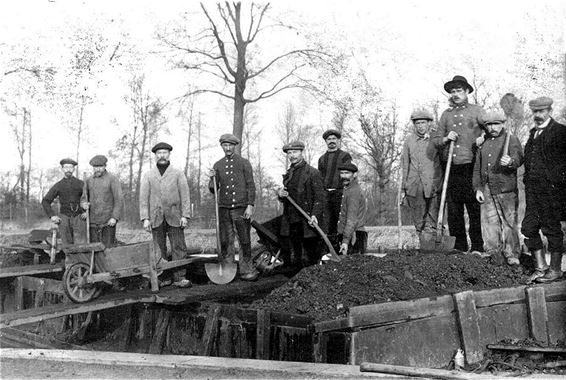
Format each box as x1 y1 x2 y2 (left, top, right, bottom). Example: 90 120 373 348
208 134 257 280
42 158 87 245
140 142 192 288
336 162 367 255
522 97 566 283
81 155 123 248
432 75 486 254
318 129 352 246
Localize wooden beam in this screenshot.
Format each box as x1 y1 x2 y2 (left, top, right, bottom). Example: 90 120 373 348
148 309 170 354
0 327 84 350
453 290 483 364
525 286 549 345
0 263 64 279
312 332 327 363
21 276 64 295
62 243 105 254
488 344 566 353
34 279 45 308
200 304 221 356
256 309 271 360
361 361 489 380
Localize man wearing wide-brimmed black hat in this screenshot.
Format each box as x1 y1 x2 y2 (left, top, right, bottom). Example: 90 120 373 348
432 75 486 254
42 158 87 245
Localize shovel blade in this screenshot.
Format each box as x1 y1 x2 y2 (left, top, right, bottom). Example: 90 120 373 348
205 262 238 284
419 233 456 252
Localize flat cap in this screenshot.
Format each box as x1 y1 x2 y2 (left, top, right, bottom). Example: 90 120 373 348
59 158 78 166
282 140 305 153
444 75 474 94
151 142 173 153
322 129 341 140
480 111 506 125
89 155 108 166
219 133 240 145
410 109 433 121
337 162 358 173
528 96 553 111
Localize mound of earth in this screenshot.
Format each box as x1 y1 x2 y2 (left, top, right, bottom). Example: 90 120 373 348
252 250 529 321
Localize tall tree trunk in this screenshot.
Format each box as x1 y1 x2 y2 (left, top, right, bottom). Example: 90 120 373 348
26 108 32 203
76 97 86 175
184 107 193 178
196 116 202 210
127 126 137 224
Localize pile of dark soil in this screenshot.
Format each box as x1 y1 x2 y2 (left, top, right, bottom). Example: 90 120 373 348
253 250 528 321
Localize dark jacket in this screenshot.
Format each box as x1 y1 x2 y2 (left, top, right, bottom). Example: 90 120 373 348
337 178 366 245
209 154 255 209
280 160 326 238
42 176 85 217
318 149 352 190
524 118 566 186
473 131 523 194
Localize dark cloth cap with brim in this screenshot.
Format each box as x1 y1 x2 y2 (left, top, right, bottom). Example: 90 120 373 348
282 141 305 153
322 129 341 140
528 96 553 111
151 142 173 153
89 155 108 166
444 75 474 94
337 162 358 173
410 109 433 121
219 133 240 145
480 111 507 126
60 158 78 166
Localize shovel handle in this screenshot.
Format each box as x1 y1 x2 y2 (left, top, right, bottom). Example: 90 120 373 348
212 174 221 253
437 140 455 232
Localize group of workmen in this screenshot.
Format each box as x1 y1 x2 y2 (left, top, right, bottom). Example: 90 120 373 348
42 74 566 287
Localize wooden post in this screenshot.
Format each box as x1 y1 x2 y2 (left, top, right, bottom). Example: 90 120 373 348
256 309 271 360
313 332 328 363
453 290 483 364
34 279 45 308
14 277 24 311
201 304 221 356
148 242 159 293
526 286 549 345
149 309 170 354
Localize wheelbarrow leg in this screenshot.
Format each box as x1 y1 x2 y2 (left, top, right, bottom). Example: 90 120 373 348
148 241 159 293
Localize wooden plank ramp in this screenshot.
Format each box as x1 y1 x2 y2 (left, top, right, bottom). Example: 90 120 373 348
0 263 65 279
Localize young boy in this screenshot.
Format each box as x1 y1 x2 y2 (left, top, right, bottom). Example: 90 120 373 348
473 111 524 265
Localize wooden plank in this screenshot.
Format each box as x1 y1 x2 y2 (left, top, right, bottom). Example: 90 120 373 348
200 305 221 356
34 279 46 308
312 317 352 333
360 362 490 380
149 309 170 354
538 280 566 300
62 243 105 254
21 276 64 295
453 290 483 364
0 263 64 279
312 332 327 363
256 309 271 360
488 344 566 353
148 241 159 293
0 327 85 350
525 286 549 345
14 277 24 311
473 286 525 308
269 311 312 329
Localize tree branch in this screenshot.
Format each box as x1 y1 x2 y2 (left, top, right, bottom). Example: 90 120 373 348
201 2 236 77
248 3 270 42
248 49 321 79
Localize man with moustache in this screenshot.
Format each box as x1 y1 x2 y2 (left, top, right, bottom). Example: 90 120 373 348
278 141 327 268
81 155 123 248
318 129 352 245
208 134 258 281
432 75 485 254
521 97 566 283
42 158 86 245
336 162 367 255
140 142 192 288
401 110 442 238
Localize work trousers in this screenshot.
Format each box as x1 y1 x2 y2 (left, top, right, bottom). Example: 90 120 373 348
59 214 87 245
326 189 343 241
405 183 439 234
522 180 564 253
480 185 520 259
89 224 117 248
218 207 254 275
339 231 368 255
282 222 322 269
447 163 483 252
152 221 187 282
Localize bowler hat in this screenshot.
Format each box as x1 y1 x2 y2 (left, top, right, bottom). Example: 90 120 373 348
337 162 358 173
282 141 305 153
480 111 506 125
151 142 173 153
410 109 433 121
322 129 341 140
219 133 240 145
59 158 78 166
89 155 108 166
444 75 474 94
528 96 553 111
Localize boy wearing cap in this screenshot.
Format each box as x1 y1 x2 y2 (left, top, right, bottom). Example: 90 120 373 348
208 134 258 281
432 75 486 253
401 109 442 238
140 142 192 288
473 112 523 266
278 141 326 268
42 158 87 245
336 162 367 255
81 155 123 247
522 96 566 283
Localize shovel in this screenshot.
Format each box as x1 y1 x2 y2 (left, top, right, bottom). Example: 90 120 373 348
284 195 341 262
205 174 237 284
419 140 456 251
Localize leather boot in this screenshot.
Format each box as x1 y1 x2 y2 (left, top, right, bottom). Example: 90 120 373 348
527 249 549 284
536 252 563 283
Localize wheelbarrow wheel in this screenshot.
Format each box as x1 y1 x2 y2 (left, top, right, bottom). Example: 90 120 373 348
63 262 101 303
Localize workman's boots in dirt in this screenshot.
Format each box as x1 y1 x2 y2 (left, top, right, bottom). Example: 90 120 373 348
536 252 563 283
527 249 549 284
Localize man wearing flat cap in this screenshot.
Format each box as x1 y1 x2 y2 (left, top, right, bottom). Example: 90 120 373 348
42 158 87 245
278 141 327 268
432 75 486 254
336 162 367 255
521 96 566 283
81 155 123 247
208 133 258 281
401 109 442 239
140 142 192 288
318 129 352 246
473 111 523 266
